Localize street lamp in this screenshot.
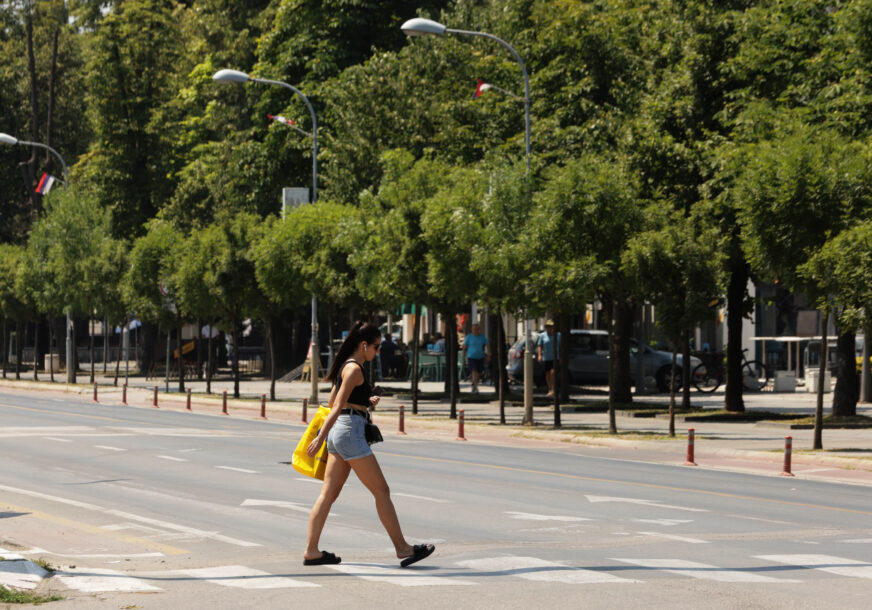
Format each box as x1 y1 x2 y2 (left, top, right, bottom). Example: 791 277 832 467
213 69 321 404
0 132 74 384
401 18 536 418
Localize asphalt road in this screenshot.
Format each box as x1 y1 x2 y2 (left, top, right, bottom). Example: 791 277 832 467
1 391 870 609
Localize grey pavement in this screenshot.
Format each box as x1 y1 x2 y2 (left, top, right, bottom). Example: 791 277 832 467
1 370 870 486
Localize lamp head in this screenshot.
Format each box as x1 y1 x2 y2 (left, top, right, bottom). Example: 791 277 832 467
0 133 19 145
401 18 447 37
212 69 251 84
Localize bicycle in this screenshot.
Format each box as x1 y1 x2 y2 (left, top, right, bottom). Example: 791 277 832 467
692 348 771 392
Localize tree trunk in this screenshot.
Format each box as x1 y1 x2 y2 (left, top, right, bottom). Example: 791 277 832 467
196 318 203 380
447 313 458 420
862 319 872 404
15 320 22 380
48 315 55 382
553 312 562 428
813 308 828 450
411 310 420 415
602 295 617 434
177 322 185 393
681 330 691 410
2 318 7 379
232 319 240 398
832 330 858 417
113 335 120 387
610 300 634 405
495 311 506 425
267 317 276 401
558 312 571 402
724 258 748 413
89 313 95 383
33 319 39 381
206 325 213 394
669 345 677 437
103 316 108 374
23 11 40 217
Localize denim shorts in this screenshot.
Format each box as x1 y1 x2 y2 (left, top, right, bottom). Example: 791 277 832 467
326 413 373 461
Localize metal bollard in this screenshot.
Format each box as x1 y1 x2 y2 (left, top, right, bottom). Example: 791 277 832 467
222 390 228 415
684 428 697 466
186 388 192 411
301 397 308 424
398 405 407 435
153 385 159 408
456 409 467 441
260 394 267 420
780 436 794 477
122 383 128 406
93 382 99 403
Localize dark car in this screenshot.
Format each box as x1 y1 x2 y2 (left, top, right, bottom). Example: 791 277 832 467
506 329 700 392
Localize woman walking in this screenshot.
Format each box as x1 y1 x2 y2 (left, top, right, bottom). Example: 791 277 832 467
303 320 435 568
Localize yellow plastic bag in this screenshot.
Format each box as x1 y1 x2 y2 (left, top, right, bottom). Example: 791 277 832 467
292 405 331 480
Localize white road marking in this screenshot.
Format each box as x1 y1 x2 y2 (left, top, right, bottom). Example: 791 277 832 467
156 455 187 462
170 566 318 589
0 559 49 590
0 483 260 548
637 531 709 544
178 448 199 453
329 563 476 587
457 556 635 584
505 511 591 522
94 445 125 451
241 499 314 514
215 466 259 474
0 548 26 560
295 477 323 484
44 436 73 442
756 554 872 579
631 519 693 526
612 558 799 582
55 568 162 592
842 539 872 544
393 492 451 503
586 495 708 512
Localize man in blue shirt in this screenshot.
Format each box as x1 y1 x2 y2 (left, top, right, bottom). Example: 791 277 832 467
537 320 561 396
462 323 489 393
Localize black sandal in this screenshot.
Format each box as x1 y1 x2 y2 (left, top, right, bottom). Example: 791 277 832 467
303 550 341 565
400 543 435 568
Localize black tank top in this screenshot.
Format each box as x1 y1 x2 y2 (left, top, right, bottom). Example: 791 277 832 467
335 360 371 407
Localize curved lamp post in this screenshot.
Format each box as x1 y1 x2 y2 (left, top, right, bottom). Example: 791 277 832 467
401 18 536 419
213 69 320 404
0 132 75 384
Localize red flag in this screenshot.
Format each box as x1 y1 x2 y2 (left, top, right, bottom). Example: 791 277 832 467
473 78 492 99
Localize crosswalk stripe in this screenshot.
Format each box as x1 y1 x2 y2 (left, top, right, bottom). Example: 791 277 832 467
755 554 872 579
328 563 476 586
611 558 799 583
456 556 635 584
55 568 162 592
171 566 319 589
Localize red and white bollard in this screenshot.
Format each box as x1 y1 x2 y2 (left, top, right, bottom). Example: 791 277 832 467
301 397 308 424
186 388 192 411
93 382 99 403
456 409 467 441
398 405 407 435
222 390 228 415
780 436 794 477
153 385 159 408
684 428 697 466
121 383 128 406
260 394 267 420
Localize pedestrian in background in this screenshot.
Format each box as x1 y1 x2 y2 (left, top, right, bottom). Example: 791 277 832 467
463 323 489 393
537 320 561 396
303 320 435 568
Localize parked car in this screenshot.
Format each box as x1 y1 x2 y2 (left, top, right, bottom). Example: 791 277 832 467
506 329 701 392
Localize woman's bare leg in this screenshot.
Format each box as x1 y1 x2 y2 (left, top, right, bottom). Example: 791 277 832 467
349 454 414 558
304 454 351 560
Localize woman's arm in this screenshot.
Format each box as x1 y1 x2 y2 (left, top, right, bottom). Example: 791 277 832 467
306 365 362 456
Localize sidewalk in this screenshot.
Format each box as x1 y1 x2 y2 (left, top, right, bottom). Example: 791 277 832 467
1 372 870 486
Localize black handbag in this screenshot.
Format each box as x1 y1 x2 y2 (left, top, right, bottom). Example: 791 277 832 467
364 411 383 445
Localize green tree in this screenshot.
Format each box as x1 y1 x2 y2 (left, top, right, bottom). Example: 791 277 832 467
0 244 27 379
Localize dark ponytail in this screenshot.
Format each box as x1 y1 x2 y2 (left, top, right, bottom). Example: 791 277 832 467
326 320 381 381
